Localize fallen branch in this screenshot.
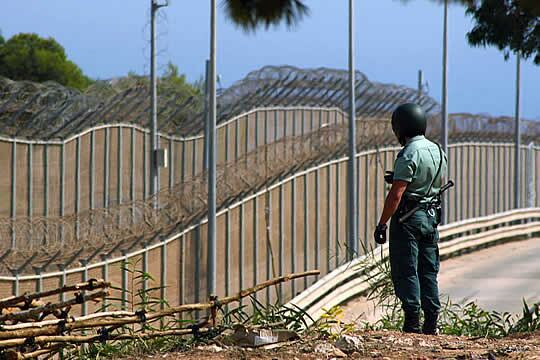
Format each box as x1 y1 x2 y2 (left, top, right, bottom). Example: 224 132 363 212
0 291 108 324
0 270 320 342
0 280 109 310
0 328 212 348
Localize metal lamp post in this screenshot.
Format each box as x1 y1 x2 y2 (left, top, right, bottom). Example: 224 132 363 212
441 0 449 223
207 0 218 297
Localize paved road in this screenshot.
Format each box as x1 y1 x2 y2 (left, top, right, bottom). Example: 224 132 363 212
438 236 540 313
342 237 540 324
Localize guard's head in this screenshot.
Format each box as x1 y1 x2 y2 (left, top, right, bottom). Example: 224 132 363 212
391 103 427 146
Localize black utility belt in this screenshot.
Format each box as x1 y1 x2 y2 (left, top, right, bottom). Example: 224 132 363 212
399 199 440 214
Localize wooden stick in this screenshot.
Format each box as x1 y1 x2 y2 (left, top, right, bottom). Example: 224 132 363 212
0 311 135 331
0 280 109 309
0 270 319 340
0 291 108 323
0 328 211 348
146 270 321 321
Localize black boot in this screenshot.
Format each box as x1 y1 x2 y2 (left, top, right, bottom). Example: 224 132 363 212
402 312 421 333
422 312 439 335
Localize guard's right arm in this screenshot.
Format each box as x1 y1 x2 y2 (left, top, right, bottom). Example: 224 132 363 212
378 180 408 226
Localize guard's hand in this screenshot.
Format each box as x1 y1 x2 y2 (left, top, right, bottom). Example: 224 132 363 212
374 223 388 245
384 171 394 184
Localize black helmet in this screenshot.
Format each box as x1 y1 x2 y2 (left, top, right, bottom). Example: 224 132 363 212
391 103 427 145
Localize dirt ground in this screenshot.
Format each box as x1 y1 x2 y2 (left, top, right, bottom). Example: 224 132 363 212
130 330 540 360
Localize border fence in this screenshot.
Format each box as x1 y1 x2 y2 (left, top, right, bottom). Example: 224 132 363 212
0 66 538 317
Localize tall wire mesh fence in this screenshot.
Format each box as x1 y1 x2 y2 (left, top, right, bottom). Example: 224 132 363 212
0 66 538 312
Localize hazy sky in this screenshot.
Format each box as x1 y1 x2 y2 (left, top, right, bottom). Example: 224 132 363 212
1 0 538 118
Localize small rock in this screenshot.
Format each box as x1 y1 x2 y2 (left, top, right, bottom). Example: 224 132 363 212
196 344 223 353
333 348 347 358
335 334 364 354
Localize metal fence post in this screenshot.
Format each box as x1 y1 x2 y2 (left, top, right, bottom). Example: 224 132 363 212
304 173 310 288
291 177 297 296
239 203 245 306
130 129 135 222
90 131 95 210
160 237 167 315
44 144 49 218
252 197 258 298
314 169 320 281
28 143 33 219
118 127 123 209
278 184 284 300
104 129 110 207
526 142 536 208
75 138 80 236
335 164 341 268
60 143 65 245
11 140 17 248
225 211 230 297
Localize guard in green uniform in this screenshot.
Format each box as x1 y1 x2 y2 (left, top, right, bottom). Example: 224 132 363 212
373 103 447 335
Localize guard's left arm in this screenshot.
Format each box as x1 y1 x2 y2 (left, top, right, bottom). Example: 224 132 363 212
378 180 408 225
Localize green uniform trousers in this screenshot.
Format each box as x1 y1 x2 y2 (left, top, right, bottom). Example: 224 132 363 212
389 208 441 317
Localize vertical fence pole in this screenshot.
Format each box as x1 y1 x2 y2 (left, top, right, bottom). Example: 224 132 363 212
160 237 167 317
514 53 521 209
225 212 230 297
60 143 65 245
253 197 258 299
347 0 358 259
418 69 423 98
335 164 341 268
101 255 109 309
207 0 218 298
130 129 135 222
278 184 284 300
239 204 245 306
104 129 110 207
326 166 332 273
203 59 210 171
28 143 33 219
363 155 369 250
303 173 309 289
168 138 174 189
483 145 488 216
314 169 320 281
291 178 297 296
11 140 16 248
76 138 80 236
90 131 95 210
526 142 536 208
118 127 123 209
441 0 449 223
121 252 128 310
81 260 88 316
44 144 49 218
143 133 148 198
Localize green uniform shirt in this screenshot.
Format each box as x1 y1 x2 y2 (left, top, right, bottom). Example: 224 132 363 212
393 135 447 203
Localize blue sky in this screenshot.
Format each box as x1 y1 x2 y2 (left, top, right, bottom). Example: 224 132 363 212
1 0 538 118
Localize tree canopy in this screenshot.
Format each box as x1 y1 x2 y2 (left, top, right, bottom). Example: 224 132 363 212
222 0 310 32
0 33 92 90
466 0 539 64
